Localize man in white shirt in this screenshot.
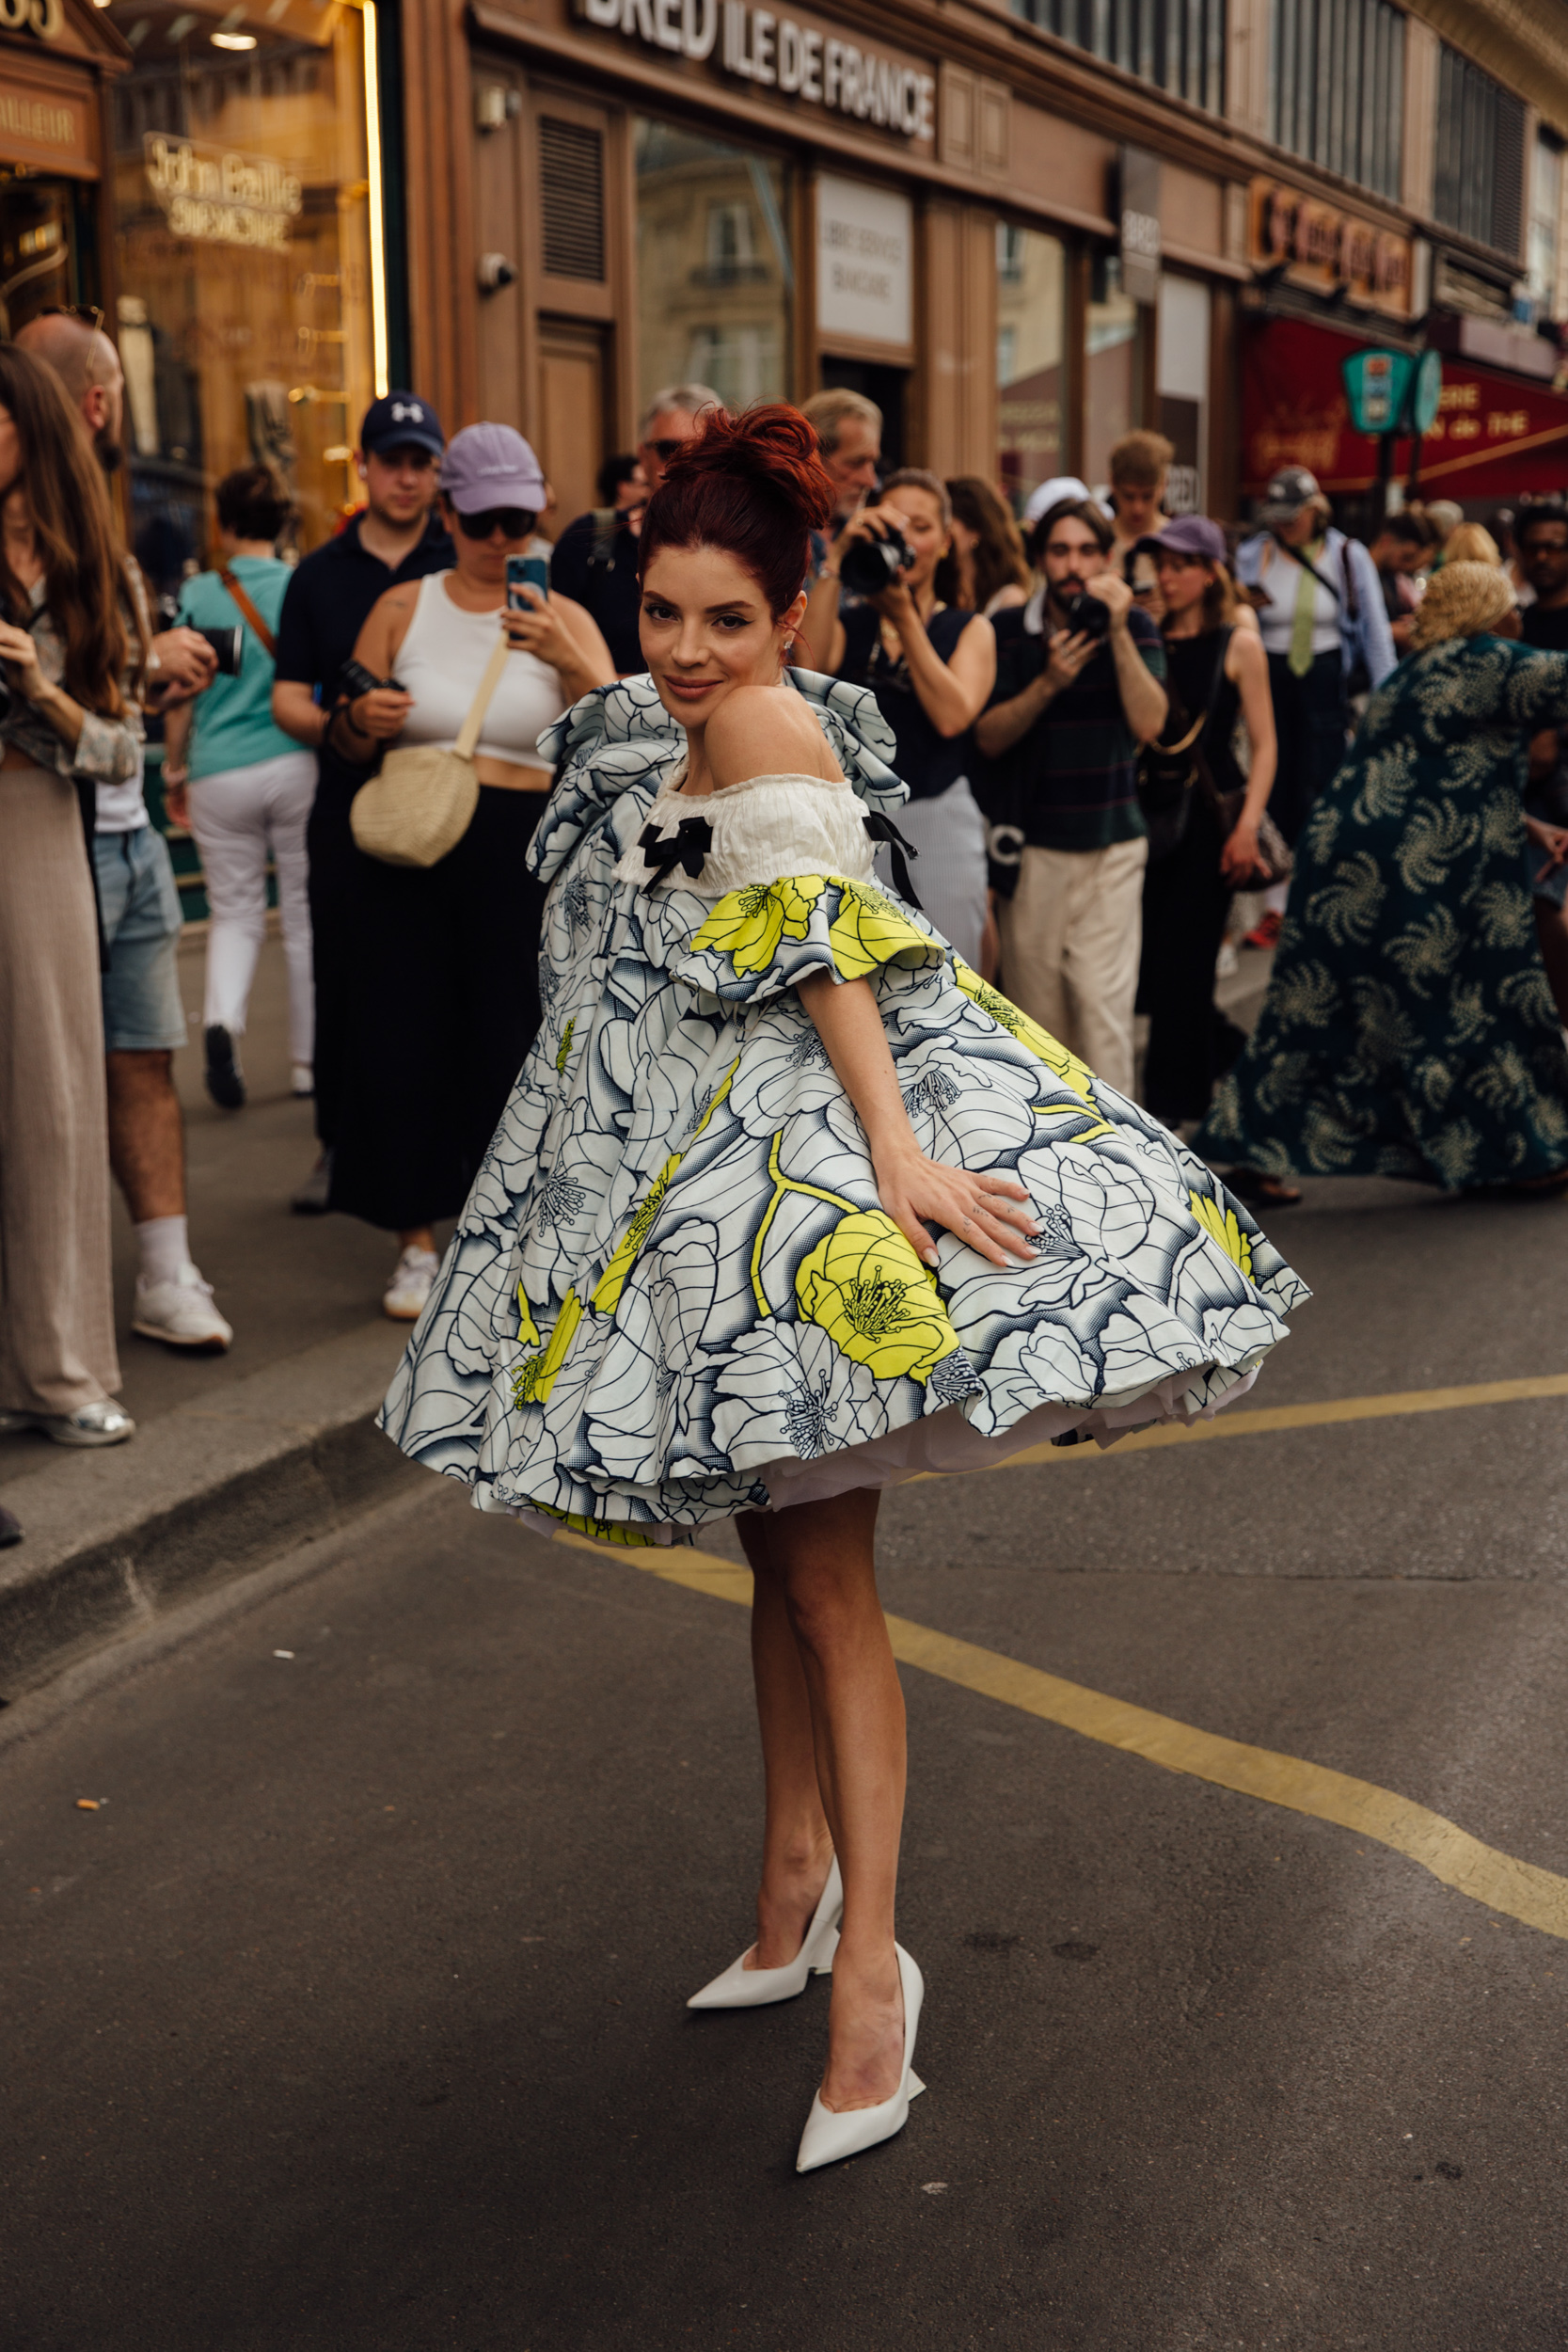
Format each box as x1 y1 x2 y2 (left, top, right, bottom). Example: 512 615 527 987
19 310 232 1354
1235 465 1397 854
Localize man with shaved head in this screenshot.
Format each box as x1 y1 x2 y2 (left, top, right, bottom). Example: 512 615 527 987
19 307 233 1354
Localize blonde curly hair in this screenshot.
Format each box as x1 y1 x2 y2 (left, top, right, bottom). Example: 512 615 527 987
1409 560 1516 649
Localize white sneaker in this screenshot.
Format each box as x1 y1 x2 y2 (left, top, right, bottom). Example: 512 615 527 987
0 1397 135 1446
384 1246 438 1322
291 1064 314 1098
133 1263 234 1352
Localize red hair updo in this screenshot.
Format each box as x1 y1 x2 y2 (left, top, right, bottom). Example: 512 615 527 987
638 403 836 617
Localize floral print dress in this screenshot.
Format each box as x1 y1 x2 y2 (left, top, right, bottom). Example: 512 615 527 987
379 670 1307 1544
1198 634 1568 1191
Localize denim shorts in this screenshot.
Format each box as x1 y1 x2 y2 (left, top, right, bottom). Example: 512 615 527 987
93 825 188 1052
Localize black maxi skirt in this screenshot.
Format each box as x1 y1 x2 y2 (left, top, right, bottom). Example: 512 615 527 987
329 785 548 1232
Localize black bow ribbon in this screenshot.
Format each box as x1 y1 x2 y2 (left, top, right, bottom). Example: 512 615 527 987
640 816 714 882
863 812 923 909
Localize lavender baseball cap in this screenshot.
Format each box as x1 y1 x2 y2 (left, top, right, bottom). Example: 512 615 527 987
1135 515 1228 564
439 421 547 512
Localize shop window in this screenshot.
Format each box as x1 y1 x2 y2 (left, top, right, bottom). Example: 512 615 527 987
635 118 791 416
1010 0 1225 118
111 0 380 610
996 221 1064 516
1084 255 1139 496
1528 132 1563 316
1269 0 1404 204
0 176 99 336
1434 46 1525 260
1157 273 1209 516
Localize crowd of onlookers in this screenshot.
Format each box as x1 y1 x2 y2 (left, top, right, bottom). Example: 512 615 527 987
7 326 1568 1550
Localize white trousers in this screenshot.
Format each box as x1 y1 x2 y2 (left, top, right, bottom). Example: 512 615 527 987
186 750 316 1067
998 837 1148 1099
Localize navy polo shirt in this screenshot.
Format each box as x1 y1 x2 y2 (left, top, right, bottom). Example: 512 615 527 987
273 508 454 702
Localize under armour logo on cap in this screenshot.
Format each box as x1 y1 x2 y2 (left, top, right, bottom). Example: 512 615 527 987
360 389 445 457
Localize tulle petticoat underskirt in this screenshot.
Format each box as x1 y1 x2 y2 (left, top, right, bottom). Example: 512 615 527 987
512 1362 1259 1548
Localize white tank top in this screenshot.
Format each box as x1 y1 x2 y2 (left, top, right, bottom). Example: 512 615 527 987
394 572 565 771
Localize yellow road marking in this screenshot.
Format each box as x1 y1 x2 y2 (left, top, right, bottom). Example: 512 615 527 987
991 1370 1568 1470
559 1528 1568 1943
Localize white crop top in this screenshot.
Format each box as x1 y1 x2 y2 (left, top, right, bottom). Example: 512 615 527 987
393 572 565 771
613 767 879 898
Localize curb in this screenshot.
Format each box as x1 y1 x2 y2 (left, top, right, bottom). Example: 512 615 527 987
0 1323 421 1701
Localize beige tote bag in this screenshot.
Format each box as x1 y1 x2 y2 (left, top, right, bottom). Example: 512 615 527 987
350 631 513 868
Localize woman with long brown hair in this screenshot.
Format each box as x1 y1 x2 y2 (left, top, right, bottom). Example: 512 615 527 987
935 475 1030 616
0 344 146 1466
1137 516 1277 1133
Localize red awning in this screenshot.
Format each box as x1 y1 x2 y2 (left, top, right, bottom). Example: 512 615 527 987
1243 315 1568 501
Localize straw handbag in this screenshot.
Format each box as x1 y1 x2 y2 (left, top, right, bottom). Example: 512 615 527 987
350 632 511 868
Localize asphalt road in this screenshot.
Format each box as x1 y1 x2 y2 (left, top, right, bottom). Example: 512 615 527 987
7 1182 1568 2349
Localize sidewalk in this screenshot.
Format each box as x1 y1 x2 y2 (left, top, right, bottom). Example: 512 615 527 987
0 927 442 1695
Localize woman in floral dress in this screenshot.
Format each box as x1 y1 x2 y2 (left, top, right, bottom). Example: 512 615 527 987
381 407 1307 2171
1199 563 1568 1195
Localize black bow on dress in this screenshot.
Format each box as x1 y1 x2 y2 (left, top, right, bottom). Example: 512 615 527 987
862 812 923 909
640 817 714 882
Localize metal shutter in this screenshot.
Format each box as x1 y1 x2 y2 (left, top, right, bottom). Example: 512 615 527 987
539 118 605 282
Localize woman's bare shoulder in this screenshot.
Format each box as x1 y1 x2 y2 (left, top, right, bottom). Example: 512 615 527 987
356 578 424 658
705 682 843 787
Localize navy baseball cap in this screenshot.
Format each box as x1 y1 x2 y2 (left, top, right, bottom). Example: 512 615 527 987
360 391 444 459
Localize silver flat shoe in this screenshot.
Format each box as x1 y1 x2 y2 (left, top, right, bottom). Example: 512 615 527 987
0 1399 136 1447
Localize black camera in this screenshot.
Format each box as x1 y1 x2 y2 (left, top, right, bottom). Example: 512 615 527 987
838 520 911 600
338 658 405 700
198 625 245 676
1057 589 1110 640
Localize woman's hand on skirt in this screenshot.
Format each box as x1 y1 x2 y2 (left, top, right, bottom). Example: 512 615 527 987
872 1147 1039 1271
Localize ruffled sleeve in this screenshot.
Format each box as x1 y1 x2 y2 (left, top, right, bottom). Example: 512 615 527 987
672 872 944 1006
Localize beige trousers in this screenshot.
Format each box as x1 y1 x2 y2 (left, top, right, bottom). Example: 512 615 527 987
0 766 119 1413
998 837 1149 1099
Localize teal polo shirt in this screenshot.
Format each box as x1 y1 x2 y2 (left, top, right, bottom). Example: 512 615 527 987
176 557 300 780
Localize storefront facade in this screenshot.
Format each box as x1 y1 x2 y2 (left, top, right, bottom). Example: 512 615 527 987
393 0 1244 524
0 0 388 595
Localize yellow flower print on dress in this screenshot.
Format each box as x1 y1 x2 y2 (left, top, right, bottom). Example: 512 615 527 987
1189 1191 1254 1280
825 880 937 979
795 1208 961 1384
512 1287 585 1406
691 877 827 974
951 961 1109 1136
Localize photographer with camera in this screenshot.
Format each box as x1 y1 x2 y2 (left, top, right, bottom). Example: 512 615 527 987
974 497 1167 1099
806 469 996 966
161 466 313 1115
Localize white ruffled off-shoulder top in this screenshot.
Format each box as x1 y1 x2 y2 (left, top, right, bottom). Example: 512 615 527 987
611 768 879 898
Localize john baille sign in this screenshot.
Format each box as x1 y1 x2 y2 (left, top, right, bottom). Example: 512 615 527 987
574 0 935 143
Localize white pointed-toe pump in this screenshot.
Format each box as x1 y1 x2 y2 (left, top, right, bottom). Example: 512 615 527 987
795 1942 926 2174
687 1855 843 2010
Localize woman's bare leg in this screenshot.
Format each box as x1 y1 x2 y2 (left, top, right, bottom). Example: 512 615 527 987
739 1512 835 1968
739 1489 908 2112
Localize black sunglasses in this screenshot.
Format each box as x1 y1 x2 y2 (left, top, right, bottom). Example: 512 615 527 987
452 505 536 539
645 437 686 462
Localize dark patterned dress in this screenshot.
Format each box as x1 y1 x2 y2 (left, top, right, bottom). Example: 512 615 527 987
1197 633 1568 1191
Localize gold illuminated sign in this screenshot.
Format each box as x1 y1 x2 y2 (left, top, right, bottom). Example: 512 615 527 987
0 0 65 43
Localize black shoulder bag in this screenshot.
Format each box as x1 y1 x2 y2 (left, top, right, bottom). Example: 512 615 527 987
1136 627 1235 864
